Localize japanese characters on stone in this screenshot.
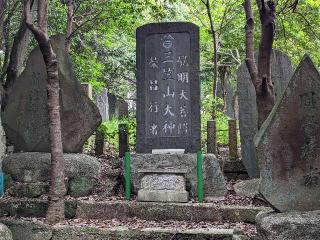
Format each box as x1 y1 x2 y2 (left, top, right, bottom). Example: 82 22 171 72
145 33 191 138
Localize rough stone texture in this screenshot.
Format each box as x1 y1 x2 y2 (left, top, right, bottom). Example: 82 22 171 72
76 201 268 224
140 173 186 190
136 22 201 153
234 179 260 198
2 152 100 183
138 190 188 203
256 56 320 212
216 77 238 119
131 154 226 199
68 177 95 198
0 199 269 223
256 210 320 240
0 219 52 240
2 34 101 153
52 227 238 240
0 224 12 240
237 50 293 178
8 182 49 198
96 88 109 121
0 199 77 219
0 113 6 170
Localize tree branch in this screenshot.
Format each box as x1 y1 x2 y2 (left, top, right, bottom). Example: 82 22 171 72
243 0 258 87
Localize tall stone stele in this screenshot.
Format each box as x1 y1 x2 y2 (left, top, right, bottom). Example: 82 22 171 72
136 22 201 153
2 35 101 153
237 50 294 178
256 55 320 212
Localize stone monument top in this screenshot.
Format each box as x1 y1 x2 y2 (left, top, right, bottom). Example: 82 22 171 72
256 55 320 212
136 22 201 153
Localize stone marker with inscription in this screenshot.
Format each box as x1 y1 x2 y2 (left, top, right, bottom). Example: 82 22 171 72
255 55 320 212
237 50 294 178
136 22 200 153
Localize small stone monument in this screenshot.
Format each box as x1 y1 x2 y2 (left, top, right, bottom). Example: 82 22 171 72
237 50 294 178
256 55 320 212
96 88 109 121
136 22 201 153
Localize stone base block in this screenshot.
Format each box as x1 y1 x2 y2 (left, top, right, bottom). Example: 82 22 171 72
131 154 226 199
137 190 188 203
256 210 320 240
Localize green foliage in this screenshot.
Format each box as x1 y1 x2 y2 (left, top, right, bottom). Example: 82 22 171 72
98 118 136 152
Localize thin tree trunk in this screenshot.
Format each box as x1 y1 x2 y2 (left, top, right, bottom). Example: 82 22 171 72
65 0 73 52
243 0 275 128
4 0 36 104
203 0 219 119
24 0 66 224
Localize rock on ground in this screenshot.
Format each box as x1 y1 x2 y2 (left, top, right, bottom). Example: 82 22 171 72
0 224 12 240
234 179 260 198
2 152 100 183
0 219 52 240
256 210 320 240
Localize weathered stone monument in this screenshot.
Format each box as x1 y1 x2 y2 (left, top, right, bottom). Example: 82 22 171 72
256 55 320 212
2 34 101 153
136 22 201 153
96 88 109 121
133 22 226 202
237 50 294 178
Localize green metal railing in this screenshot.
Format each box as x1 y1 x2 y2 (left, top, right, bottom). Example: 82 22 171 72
197 151 203 203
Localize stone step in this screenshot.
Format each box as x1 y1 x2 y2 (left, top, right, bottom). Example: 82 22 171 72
0 199 270 224
76 201 268 223
0 218 250 240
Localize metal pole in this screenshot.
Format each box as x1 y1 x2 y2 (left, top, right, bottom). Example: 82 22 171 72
124 152 131 200
197 151 203 203
0 172 4 197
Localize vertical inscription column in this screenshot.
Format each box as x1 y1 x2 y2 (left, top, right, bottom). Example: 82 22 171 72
136 23 200 153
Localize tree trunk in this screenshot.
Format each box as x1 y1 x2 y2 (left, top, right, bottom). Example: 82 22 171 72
65 0 73 52
24 0 66 224
4 0 37 105
243 0 276 128
203 0 219 119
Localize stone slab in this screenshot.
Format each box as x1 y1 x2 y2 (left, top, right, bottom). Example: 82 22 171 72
237 50 293 178
140 173 186 190
137 190 188 203
256 55 320 212
0 218 245 240
2 34 101 153
130 154 226 199
0 199 270 223
256 210 320 240
152 149 185 154
95 88 109 121
136 22 201 153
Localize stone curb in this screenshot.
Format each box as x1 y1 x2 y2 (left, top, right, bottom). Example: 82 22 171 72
0 199 270 224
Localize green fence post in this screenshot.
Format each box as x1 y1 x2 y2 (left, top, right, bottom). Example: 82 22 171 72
124 152 131 200
0 172 4 197
197 151 203 203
